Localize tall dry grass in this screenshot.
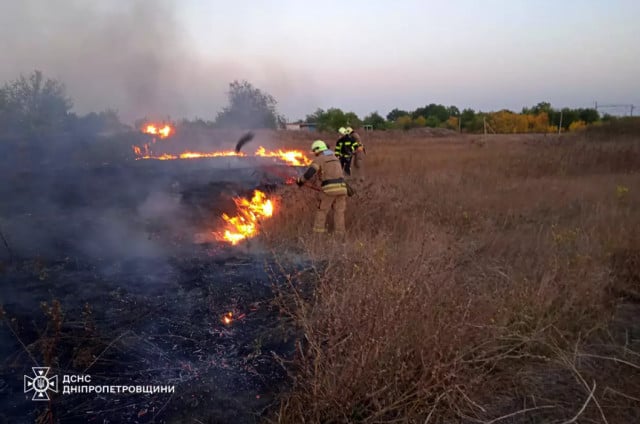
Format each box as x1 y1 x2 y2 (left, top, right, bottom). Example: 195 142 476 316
261 129 640 423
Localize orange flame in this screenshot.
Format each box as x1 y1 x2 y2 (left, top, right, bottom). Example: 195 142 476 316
254 146 311 166
133 145 310 166
220 311 246 324
136 151 244 160
131 123 175 158
143 124 173 138
217 190 274 245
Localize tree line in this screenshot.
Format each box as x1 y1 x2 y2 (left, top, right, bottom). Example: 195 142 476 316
306 101 607 133
0 71 284 139
0 70 624 139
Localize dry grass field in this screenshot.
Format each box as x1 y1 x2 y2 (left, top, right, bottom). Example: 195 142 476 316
261 122 640 422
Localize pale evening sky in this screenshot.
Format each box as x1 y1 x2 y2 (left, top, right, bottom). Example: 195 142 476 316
1 0 638 123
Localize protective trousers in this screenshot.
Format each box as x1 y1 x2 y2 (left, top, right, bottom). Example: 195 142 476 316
339 157 352 176
352 150 365 179
313 192 346 234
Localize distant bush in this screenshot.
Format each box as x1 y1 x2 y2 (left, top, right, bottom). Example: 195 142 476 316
582 116 640 140
569 120 587 131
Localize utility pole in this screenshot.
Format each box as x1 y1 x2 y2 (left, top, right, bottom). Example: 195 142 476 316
558 110 563 134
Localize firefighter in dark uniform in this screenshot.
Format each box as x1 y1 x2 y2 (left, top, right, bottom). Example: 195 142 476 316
335 127 356 176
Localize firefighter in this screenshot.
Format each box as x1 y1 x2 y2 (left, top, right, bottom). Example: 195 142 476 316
346 126 365 180
335 127 356 176
296 140 348 235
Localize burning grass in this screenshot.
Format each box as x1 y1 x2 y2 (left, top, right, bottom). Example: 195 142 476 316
142 123 173 138
217 189 276 245
131 124 312 167
133 146 311 167
262 131 640 422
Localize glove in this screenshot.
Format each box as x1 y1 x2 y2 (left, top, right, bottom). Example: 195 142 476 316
296 178 305 187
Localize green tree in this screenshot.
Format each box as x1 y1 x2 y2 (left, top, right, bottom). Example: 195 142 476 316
412 103 450 124
554 108 580 130
531 101 552 115
305 108 325 124
386 108 409 122
578 108 599 124
0 70 72 136
344 111 362 128
461 109 486 133
363 111 387 130
460 108 476 131
425 116 440 128
306 108 351 131
447 105 461 117
214 80 282 129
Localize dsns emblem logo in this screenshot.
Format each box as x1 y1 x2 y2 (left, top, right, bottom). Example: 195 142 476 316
24 367 58 401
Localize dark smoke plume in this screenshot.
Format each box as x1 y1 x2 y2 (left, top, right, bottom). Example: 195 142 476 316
0 0 231 122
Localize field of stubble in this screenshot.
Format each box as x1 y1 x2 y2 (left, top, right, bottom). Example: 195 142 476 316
263 125 640 423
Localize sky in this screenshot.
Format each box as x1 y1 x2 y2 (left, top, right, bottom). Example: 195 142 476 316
1 0 638 123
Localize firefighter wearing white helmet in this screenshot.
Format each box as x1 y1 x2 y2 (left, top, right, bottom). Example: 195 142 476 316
296 140 349 235
335 127 356 176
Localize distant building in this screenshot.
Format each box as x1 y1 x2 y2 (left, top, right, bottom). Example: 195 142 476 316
285 122 301 131
284 122 317 132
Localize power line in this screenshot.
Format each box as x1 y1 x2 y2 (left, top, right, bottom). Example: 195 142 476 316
594 102 635 116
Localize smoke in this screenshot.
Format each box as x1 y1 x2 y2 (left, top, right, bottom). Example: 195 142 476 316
0 0 301 262
0 149 284 262
0 0 235 123
138 190 182 221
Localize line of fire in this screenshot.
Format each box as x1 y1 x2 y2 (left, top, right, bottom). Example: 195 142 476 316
132 122 309 245
0 118 314 422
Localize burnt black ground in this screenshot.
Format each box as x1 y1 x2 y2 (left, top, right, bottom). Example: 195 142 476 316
0 157 303 423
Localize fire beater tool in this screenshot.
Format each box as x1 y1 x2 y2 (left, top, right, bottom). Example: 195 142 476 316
235 132 255 153
253 165 321 192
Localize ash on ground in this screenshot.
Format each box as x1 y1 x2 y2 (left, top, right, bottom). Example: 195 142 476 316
0 157 303 423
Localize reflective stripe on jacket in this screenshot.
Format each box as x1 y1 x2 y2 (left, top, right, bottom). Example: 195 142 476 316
300 150 348 196
335 135 355 158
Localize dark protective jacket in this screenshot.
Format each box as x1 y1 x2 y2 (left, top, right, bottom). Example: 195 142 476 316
299 149 347 195
335 135 356 158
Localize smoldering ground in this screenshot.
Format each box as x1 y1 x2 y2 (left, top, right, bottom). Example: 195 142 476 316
0 126 303 423
0 125 293 261
0 3 305 419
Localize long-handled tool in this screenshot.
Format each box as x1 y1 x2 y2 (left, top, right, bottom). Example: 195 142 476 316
300 183 322 192
234 131 255 153
253 164 323 192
